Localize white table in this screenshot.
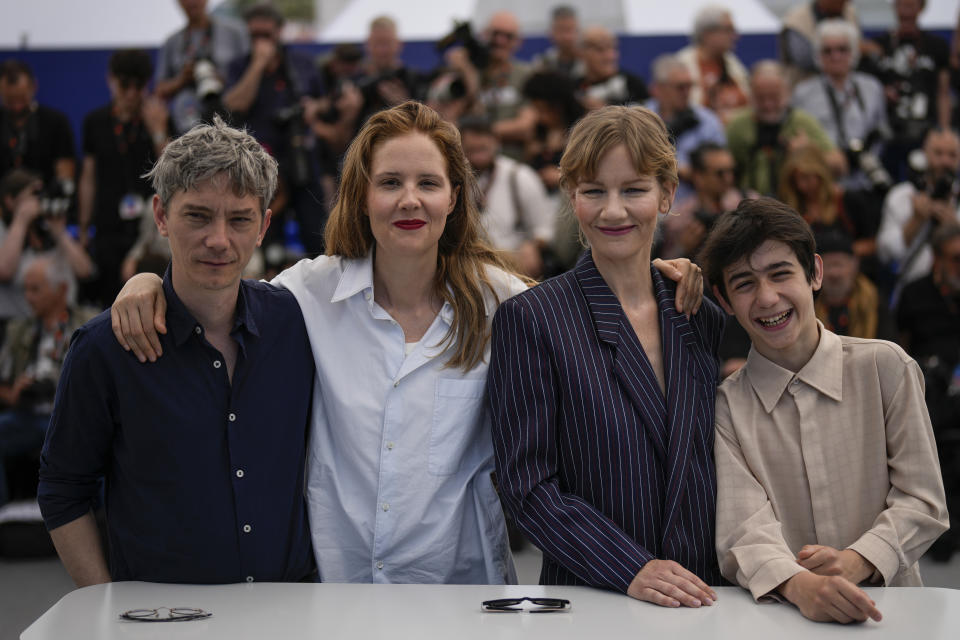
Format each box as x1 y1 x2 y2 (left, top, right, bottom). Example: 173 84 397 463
21 583 960 639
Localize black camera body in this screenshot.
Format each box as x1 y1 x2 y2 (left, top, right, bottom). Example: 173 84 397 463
436 21 490 71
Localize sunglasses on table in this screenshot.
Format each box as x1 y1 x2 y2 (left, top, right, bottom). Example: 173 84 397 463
481 597 571 613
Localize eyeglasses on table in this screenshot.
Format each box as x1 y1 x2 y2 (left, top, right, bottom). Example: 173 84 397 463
481 597 571 613
119 607 212 622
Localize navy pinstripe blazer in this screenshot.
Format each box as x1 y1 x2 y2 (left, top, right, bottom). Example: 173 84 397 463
489 252 725 591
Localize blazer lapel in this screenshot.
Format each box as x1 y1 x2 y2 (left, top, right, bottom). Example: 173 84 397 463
574 254 670 463
652 269 702 539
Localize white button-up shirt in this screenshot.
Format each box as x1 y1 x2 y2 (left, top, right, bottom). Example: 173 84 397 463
273 253 524 584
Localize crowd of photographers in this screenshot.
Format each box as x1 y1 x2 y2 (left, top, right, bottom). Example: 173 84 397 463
0 0 959 556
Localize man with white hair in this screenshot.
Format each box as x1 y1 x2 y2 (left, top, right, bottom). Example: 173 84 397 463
674 5 749 123
0 256 96 508
781 0 860 83
792 19 889 191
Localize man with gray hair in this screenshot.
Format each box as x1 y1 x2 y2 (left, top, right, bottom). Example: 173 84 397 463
646 53 726 184
674 5 750 122
0 256 96 508
37 117 316 586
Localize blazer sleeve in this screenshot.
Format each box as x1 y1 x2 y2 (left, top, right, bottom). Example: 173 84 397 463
488 297 655 594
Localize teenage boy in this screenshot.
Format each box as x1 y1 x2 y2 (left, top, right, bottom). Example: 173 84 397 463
700 197 948 624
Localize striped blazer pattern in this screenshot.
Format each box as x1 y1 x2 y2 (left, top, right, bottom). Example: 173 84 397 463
489 252 726 591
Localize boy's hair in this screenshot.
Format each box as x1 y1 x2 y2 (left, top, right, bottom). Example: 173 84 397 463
699 196 816 303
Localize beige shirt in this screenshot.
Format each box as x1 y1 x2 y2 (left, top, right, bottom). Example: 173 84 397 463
715 325 948 600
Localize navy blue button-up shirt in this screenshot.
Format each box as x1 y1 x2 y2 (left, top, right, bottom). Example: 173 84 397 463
39 271 315 584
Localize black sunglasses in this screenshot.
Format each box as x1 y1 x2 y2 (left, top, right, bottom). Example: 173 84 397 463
482 597 571 613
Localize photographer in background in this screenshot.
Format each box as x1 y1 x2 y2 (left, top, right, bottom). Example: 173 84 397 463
575 26 648 111
0 60 76 195
646 54 725 186
868 0 951 183
726 60 842 196
792 20 891 194
895 223 960 562
355 16 423 123
878 128 960 289
433 12 536 154
223 3 328 254
459 115 555 279
155 0 248 134
78 50 169 307
0 256 96 508
0 171 93 343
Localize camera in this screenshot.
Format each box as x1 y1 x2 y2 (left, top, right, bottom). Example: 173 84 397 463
845 135 892 192
436 21 490 70
272 104 312 187
665 108 701 140
426 72 468 103
193 58 223 102
29 179 74 249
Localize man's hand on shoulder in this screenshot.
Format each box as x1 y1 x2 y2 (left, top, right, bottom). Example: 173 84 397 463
796 545 875 584
778 571 882 624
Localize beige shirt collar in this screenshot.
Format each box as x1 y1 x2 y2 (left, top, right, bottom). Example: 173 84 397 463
745 321 844 413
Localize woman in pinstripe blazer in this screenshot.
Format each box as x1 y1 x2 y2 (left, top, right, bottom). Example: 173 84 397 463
489 106 725 608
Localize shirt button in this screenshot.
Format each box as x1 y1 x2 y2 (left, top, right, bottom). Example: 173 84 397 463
194 326 202 335
243 524 252 533
229 412 237 422
393 381 399 387
386 442 395 450
364 292 371 300
376 561 384 570
791 378 799 386
236 469 244 478
382 503 389 512
246 576 254 583
213 360 222 369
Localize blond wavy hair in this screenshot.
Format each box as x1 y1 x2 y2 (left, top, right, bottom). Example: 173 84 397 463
325 101 521 371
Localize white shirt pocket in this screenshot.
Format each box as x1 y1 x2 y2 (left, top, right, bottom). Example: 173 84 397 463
430 377 486 476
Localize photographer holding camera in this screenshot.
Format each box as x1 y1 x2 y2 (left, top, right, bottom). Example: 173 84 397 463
155 0 248 134
0 170 93 343
0 60 76 195
726 60 843 196
223 3 328 254
792 19 891 193
432 12 536 155
878 128 960 289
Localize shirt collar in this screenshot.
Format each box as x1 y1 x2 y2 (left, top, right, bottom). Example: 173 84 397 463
329 251 457 325
162 266 259 346
745 321 843 413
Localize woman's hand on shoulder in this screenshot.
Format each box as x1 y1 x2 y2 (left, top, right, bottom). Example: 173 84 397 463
627 559 717 608
652 258 703 318
110 273 167 362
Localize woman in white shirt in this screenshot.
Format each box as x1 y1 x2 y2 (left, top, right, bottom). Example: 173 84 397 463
111 101 701 584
